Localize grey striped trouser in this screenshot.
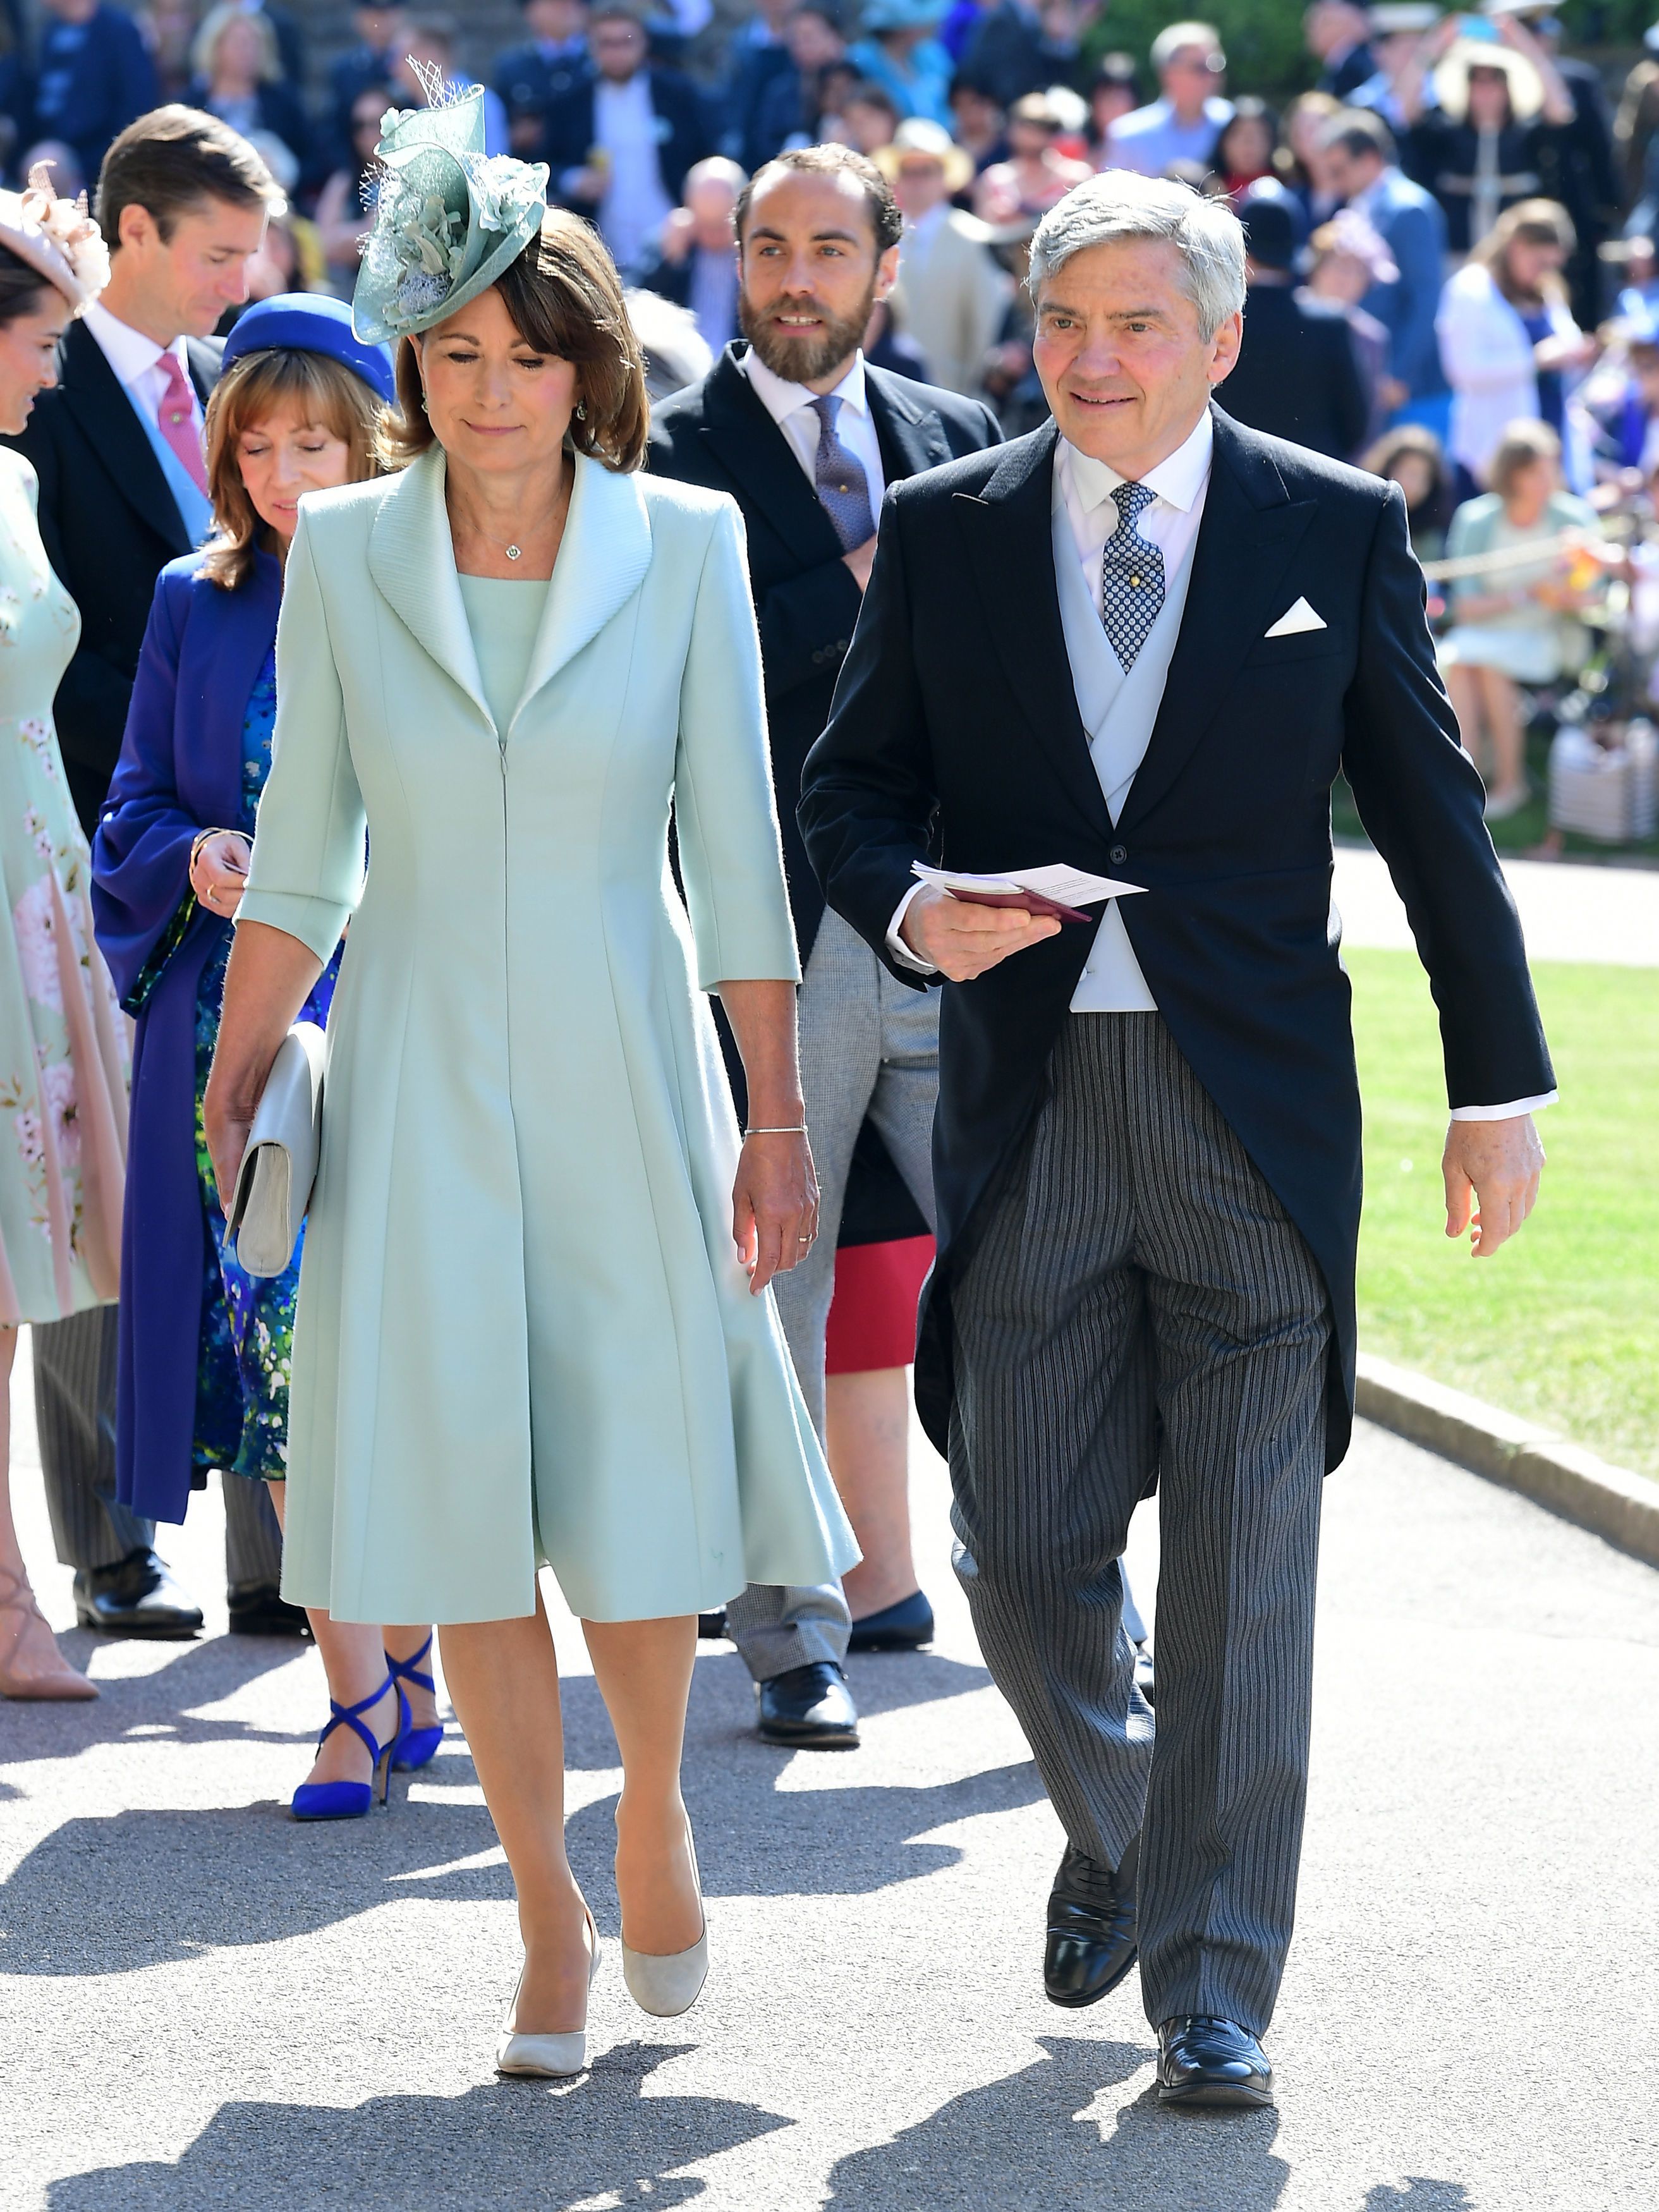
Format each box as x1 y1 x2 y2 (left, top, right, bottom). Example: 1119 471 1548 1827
949 1013 1329 2034
36 1304 284 1588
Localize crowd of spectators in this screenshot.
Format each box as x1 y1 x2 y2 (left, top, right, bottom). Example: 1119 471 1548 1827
1 0 1656 837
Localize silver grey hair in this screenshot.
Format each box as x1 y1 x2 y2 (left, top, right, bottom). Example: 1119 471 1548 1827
1026 171 1246 342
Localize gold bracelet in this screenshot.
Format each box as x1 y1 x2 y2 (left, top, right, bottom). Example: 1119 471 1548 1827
190 827 241 874
744 1124 808 1136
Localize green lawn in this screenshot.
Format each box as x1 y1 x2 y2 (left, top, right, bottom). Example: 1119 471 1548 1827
1349 947 1659 1478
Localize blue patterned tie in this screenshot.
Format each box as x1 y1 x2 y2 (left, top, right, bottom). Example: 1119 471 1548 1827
1100 480 1165 671
810 393 874 552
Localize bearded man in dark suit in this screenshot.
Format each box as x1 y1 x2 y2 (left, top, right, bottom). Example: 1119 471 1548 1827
649 143 999 1751
799 171 1553 2110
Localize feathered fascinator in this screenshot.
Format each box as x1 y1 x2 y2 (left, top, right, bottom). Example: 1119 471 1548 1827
352 73 549 344
0 163 110 313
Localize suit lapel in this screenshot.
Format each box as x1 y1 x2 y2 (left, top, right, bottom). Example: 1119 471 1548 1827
1117 408 1316 834
697 346 843 567
514 451 651 726
867 364 953 482
956 422 1113 840
60 320 191 556
199 552 281 828
367 446 492 728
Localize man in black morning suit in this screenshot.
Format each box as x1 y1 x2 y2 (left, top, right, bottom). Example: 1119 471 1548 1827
2 107 293 1640
649 145 999 1750
800 171 1553 2108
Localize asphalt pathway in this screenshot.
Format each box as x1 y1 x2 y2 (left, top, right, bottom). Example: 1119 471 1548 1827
4 1331 1655 2212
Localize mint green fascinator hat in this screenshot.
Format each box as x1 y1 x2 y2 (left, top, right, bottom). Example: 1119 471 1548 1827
352 80 549 344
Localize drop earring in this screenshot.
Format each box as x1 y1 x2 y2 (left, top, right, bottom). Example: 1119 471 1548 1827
419 392 429 414
574 400 587 420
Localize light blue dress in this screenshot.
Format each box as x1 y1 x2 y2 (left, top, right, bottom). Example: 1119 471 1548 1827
239 449 857 1627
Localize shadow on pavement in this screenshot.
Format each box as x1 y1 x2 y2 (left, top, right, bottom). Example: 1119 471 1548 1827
44 2044 790 2211
1363 2185 1473 2211
0 1661 1044 1974
826 2036 1287 2211
0 1629 319 1766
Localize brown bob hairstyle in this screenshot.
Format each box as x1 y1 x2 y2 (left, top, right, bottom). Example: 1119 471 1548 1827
380 207 649 474
200 348 383 590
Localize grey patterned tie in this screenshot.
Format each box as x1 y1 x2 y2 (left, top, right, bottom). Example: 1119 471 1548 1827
1100 479 1165 671
810 392 874 552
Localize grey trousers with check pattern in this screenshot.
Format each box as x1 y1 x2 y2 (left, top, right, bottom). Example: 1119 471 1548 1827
948 1013 1330 2033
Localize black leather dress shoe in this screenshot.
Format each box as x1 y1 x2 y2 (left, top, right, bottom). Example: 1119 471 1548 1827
1043 1835 1139 2007
1157 2016 1275 2110
755 1661 860 1749
226 1584 311 1638
696 1609 729 1640
846 1589 934 1652
73 1549 202 1639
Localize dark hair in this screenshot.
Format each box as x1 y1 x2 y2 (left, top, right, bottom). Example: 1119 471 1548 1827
95 104 285 250
1323 109 1395 166
1090 53 1139 93
382 207 648 472
1361 422 1455 535
734 142 902 255
1212 95 1277 171
0 243 53 329
202 349 383 590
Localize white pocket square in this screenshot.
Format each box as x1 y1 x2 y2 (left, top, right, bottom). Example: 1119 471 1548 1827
1264 596 1327 638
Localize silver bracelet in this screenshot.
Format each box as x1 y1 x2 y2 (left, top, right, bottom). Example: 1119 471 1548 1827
745 1124 807 1136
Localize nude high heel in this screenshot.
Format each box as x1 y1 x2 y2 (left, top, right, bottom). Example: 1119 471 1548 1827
621 1824 708 2019
0 1565 97 1700
495 1904 601 2079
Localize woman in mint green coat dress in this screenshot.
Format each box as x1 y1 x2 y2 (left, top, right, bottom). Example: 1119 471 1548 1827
205 96 854 2075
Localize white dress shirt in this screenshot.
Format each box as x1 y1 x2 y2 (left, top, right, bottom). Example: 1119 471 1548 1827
590 71 672 274
888 411 1554 1118
740 345 886 519
82 300 203 441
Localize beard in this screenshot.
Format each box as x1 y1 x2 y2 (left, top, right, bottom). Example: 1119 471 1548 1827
739 278 878 386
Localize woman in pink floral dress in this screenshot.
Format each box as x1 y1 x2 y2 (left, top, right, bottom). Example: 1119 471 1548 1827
0 171 128 1700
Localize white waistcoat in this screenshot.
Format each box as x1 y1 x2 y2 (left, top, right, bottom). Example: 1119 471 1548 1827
1051 481 1199 1013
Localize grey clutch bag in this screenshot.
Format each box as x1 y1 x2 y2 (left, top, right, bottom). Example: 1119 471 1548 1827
227 1021 326 1277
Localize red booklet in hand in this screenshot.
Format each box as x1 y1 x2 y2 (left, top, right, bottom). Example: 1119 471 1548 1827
912 863 1146 927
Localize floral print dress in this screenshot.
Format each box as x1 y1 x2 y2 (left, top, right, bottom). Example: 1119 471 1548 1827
191 643 339 1482
0 451 127 1324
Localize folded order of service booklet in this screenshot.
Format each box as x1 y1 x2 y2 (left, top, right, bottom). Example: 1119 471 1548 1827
911 861 1147 925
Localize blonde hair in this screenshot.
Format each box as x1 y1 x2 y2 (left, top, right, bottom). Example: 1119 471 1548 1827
1488 419 1561 501
192 4 282 86
201 348 382 590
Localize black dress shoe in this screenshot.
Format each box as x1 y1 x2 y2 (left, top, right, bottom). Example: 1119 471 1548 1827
755 1661 860 1749
696 1608 729 1640
1157 2016 1275 2110
73 1549 203 1639
846 1589 934 1652
1043 1835 1139 2007
226 1584 311 1638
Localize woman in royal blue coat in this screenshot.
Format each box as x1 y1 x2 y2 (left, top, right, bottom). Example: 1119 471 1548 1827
92 296 439 1819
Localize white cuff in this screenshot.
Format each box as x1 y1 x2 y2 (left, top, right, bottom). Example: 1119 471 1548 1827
1448 1091 1557 1121
886 881 938 973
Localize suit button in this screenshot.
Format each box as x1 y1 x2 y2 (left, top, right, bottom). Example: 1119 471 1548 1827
1109 843 1128 866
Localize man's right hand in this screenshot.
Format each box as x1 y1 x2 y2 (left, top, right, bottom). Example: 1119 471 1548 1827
899 885 1061 980
842 535 878 592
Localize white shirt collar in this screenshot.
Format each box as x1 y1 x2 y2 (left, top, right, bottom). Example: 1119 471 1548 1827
741 344 869 428
82 300 188 390
1060 406 1214 520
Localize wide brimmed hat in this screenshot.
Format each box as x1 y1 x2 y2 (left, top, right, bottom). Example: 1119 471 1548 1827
1432 34 1545 123
222 293 398 402
875 119 975 195
352 82 549 344
0 162 109 312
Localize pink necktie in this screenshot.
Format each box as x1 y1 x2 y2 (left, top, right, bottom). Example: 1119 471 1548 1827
155 350 208 495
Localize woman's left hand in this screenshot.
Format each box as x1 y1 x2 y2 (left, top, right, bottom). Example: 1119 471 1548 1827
732 1131 819 1295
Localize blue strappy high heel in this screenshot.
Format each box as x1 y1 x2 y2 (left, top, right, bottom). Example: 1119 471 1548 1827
291 1674 410 1821
386 1633 444 1771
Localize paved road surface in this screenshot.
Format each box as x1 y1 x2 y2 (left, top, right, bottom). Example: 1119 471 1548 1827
1333 843 1659 964
4 1335 1655 2212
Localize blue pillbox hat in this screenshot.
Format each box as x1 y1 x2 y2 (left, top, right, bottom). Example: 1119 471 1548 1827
221 293 398 402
